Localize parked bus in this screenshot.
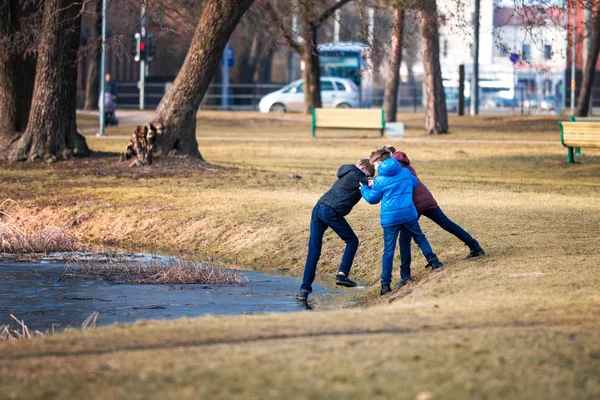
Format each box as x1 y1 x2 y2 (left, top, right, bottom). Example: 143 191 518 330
318 42 373 107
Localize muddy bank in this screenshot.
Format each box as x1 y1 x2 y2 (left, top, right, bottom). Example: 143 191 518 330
0 253 359 331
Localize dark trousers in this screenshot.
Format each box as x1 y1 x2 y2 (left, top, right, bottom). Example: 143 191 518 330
384 219 435 285
398 206 476 278
301 204 359 292
421 207 476 248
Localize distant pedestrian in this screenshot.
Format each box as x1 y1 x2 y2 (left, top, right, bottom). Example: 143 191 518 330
100 74 118 125
105 74 118 97
297 159 375 302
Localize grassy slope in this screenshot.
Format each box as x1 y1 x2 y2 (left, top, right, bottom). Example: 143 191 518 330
1 113 599 399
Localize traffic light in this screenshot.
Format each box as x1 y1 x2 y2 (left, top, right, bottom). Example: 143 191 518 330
134 33 154 63
146 34 154 62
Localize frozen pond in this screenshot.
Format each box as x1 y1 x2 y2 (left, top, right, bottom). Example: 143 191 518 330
0 254 358 331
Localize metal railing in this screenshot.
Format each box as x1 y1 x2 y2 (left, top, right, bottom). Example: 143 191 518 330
111 81 600 115
371 85 424 112
114 82 285 110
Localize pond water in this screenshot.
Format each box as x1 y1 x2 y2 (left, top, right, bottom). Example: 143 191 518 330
0 253 360 331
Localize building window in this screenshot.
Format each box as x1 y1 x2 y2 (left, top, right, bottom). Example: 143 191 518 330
522 44 531 61
544 45 552 60
443 39 448 58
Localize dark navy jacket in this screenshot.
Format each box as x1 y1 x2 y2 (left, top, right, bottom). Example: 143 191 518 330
360 158 418 227
317 164 369 217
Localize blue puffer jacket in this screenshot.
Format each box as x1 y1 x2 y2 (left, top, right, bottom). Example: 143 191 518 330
360 158 419 227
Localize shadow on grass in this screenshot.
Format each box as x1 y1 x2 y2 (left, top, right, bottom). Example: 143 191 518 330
0 152 232 180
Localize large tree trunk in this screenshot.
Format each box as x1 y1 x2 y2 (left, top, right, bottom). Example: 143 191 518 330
150 0 255 159
302 24 322 114
419 0 448 134
83 0 102 111
383 6 404 123
10 0 88 162
576 3 600 117
0 0 37 156
0 1 19 150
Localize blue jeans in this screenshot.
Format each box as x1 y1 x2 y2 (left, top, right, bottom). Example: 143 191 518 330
421 207 476 248
398 207 477 278
383 219 436 285
301 204 359 292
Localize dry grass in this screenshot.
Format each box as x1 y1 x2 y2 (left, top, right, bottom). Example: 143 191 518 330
63 256 249 285
0 315 45 342
0 114 599 399
0 200 78 254
0 312 98 342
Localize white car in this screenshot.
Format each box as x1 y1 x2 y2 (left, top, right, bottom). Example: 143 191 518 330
258 78 360 113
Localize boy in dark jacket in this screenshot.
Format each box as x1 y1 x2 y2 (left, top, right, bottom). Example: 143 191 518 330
360 150 443 295
383 145 484 287
297 159 375 301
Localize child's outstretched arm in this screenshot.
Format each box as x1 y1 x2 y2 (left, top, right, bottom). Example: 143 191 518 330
360 181 383 204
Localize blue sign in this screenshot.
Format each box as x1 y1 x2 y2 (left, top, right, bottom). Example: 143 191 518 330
509 53 519 64
221 47 234 67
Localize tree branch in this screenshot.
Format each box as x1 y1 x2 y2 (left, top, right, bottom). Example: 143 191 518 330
264 0 305 54
316 0 353 26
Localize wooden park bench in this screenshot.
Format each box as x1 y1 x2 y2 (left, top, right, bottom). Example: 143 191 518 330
570 116 600 122
558 121 600 163
568 116 600 156
311 108 385 137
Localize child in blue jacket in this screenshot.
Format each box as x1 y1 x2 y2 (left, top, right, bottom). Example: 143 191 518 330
360 149 443 295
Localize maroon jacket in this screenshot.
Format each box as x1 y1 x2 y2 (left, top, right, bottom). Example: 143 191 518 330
391 151 438 214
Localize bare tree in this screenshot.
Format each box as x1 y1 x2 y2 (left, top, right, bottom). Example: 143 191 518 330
230 15 277 84
576 1 600 116
0 0 39 156
383 2 405 123
419 0 447 134
9 0 89 162
83 0 102 111
149 0 255 160
266 0 353 114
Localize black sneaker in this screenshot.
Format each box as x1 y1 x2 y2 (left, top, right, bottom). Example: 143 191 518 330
394 277 412 289
296 290 309 301
466 244 486 258
429 258 444 270
336 274 357 287
380 284 392 296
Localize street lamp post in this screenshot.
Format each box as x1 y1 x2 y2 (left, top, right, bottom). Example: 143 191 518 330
334 0 341 42
139 5 147 110
470 0 480 116
571 0 577 116
97 0 107 137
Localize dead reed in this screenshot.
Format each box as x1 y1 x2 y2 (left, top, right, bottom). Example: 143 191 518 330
0 314 45 342
0 312 100 342
65 256 249 285
0 199 77 254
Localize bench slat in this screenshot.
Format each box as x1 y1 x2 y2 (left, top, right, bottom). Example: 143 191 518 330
570 116 600 122
563 137 600 148
315 110 383 128
560 122 600 147
312 108 384 136
317 121 383 129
